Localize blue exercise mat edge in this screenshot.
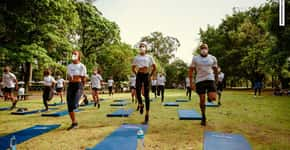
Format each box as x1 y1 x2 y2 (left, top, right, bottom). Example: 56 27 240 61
106 109 134 117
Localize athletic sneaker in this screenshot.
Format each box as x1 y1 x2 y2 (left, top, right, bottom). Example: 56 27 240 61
143 115 149 124
94 102 97 107
67 123 78 130
218 102 221 105
201 117 206 126
139 104 144 114
10 102 17 110
136 105 139 111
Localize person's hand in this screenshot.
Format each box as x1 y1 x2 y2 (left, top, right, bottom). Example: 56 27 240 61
15 86 19 91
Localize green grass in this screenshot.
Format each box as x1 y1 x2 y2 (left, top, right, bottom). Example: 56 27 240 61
0 89 290 150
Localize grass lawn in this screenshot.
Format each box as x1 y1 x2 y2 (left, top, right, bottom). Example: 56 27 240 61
0 89 289 150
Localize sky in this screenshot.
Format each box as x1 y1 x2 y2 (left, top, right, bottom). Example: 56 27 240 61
94 0 267 64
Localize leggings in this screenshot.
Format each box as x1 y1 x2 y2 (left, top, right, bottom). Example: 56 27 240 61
157 85 165 101
136 73 150 111
67 82 83 112
186 86 192 99
43 86 52 108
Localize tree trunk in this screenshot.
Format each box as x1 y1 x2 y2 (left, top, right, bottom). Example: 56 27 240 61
24 62 32 91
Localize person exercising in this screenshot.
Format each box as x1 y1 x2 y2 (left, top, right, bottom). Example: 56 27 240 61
189 43 218 126
66 50 87 130
132 42 156 124
1 66 18 109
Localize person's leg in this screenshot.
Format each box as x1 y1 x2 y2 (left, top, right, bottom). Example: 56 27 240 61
131 88 134 102
199 94 206 126
67 83 78 130
157 86 160 96
96 90 100 108
161 86 164 102
59 90 64 103
258 88 261 96
42 87 49 110
188 87 192 100
135 74 143 112
143 74 150 123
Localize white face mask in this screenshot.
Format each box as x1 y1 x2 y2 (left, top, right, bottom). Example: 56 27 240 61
140 47 146 53
200 49 208 56
72 54 78 61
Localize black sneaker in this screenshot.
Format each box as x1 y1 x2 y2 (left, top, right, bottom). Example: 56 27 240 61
218 102 221 105
98 103 100 109
201 117 206 126
143 115 149 124
94 102 97 107
67 123 78 130
10 102 17 110
136 105 139 111
139 104 144 114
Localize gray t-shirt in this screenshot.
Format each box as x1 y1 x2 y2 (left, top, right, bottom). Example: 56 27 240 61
190 54 218 83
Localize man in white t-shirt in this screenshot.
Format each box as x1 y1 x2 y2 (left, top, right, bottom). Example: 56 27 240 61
1 66 18 109
91 68 103 108
107 76 114 96
157 73 166 102
189 43 218 126
132 42 156 124
151 76 157 98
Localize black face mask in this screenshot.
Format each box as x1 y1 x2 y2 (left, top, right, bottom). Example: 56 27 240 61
200 54 208 57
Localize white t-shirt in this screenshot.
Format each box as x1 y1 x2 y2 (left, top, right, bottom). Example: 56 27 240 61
18 87 25 95
129 76 136 87
218 72 225 82
91 74 103 89
185 77 190 87
132 54 155 68
151 80 157 86
190 54 218 83
157 76 166 86
56 78 65 88
67 63 87 77
43 75 55 86
108 79 114 87
2 72 17 88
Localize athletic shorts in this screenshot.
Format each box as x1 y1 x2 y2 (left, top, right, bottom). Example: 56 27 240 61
217 82 223 92
254 82 262 89
56 88 63 92
3 87 14 93
196 80 217 95
92 87 101 91
130 86 136 90
67 82 83 112
108 86 113 91
151 86 156 93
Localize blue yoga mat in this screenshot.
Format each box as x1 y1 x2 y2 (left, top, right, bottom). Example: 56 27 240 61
206 102 219 107
178 109 202 120
113 99 127 102
80 102 94 107
110 102 128 106
0 124 60 150
11 108 57 115
204 131 252 150
163 102 179 106
107 109 134 117
47 102 65 106
0 107 10 111
41 109 82 117
87 124 148 150
176 99 189 102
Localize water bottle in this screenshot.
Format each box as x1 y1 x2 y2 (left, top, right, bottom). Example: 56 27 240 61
9 135 16 150
137 128 144 150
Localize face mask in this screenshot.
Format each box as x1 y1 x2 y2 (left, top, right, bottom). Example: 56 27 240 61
140 47 146 53
200 49 208 56
72 54 78 61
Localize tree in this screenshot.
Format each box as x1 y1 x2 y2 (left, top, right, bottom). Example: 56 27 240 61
164 59 188 88
139 32 180 65
0 0 80 89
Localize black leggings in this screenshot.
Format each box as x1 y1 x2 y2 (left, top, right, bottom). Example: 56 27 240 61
157 85 165 101
43 86 52 108
136 73 150 111
186 86 192 99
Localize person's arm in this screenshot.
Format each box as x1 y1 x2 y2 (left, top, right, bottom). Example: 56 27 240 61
189 67 195 90
51 77 56 89
132 65 137 75
13 74 18 90
213 57 218 83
